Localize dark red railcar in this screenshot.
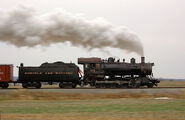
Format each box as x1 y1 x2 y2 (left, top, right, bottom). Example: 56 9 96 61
0 64 13 88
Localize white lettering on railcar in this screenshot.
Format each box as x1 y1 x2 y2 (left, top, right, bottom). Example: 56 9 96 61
24 72 73 75
24 72 42 75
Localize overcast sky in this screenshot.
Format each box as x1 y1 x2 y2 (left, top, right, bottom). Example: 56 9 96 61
0 0 185 78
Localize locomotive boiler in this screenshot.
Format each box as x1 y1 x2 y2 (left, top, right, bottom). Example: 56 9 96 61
18 61 80 88
78 57 159 88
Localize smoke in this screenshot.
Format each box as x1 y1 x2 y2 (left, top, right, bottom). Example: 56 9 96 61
0 6 144 56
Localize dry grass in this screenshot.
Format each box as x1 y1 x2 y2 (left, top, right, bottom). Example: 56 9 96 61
1 81 185 120
0 89 185 101
2 113 185 120
158 81 185 87
1 90 185 120
1 99 185 120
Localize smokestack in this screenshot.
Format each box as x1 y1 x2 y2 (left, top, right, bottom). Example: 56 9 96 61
141 57 145 64
0 6 144 56
20 63 24 67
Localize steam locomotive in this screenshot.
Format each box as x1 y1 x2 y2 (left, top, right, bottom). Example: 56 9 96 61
0 57 159 88
78 57 159 88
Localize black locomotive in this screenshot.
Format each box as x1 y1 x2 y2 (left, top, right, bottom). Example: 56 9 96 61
78 57 159 88
0 57 159 88
18 62 80 88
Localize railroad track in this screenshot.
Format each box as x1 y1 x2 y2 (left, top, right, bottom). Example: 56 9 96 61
2 87 185 89
1 87 185 94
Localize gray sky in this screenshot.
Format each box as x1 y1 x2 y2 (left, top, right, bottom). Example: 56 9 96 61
0 0 185 78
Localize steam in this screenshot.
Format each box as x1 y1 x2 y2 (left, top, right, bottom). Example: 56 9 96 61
0 6 144 56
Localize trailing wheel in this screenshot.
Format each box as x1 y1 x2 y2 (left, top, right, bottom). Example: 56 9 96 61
22 83 28 88
134 83 140 88
95 84 101 88
147 84 154 88
2 83 9 89
35 82 42 89
72 84 77 88
100 84 106 88
59 82 63 88
131 79 141 88
105 84 111 88
80 81 85 87
116 84 120 88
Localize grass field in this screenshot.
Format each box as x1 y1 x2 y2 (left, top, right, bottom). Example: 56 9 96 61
1 99 185 120
0 89 185 120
